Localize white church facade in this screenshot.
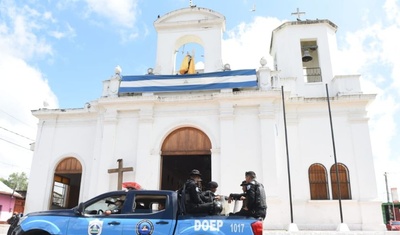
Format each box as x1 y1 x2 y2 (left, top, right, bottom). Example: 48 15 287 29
25 6 385 231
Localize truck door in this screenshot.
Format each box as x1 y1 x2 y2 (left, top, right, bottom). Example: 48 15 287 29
68 193 128 235
121 193 175 235
68 216 123 235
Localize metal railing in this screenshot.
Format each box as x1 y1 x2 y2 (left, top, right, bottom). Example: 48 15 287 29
303 67 322 83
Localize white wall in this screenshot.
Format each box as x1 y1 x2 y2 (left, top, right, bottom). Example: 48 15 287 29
26 90 384 230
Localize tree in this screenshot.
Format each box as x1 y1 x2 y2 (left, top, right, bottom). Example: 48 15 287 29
0 172 28 191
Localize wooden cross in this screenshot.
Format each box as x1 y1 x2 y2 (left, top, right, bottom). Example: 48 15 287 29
291 8 305 21
108 159 134 190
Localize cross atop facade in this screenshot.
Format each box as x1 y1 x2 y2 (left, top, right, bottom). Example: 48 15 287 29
291 8 305 21
108 159 134 190
189 0 196 7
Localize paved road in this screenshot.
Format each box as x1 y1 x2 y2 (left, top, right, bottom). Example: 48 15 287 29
2 223 400 234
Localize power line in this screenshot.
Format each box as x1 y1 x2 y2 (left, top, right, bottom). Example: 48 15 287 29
0 160 31 171
0 109 35 130
0 137 32 151
0 126 35 141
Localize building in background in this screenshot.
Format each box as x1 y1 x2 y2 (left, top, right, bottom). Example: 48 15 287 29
0 181 23 223
25 6 385 231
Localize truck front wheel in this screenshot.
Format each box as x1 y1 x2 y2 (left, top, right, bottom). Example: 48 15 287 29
23 229 51 235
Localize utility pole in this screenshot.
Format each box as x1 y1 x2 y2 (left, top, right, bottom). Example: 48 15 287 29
385 172 390 203
384 172 393 220
325 84 344 223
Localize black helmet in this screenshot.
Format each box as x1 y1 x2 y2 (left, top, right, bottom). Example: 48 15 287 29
190 169 202 176
245 171 256 178
208 181 218 189
210 201 223 215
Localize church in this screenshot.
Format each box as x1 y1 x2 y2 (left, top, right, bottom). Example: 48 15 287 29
24 5 385 231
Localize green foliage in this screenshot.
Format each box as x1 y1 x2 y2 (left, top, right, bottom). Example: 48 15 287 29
0 172 28 191
0 177 9 186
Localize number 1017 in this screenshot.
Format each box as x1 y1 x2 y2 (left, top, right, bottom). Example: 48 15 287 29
230 223 245 233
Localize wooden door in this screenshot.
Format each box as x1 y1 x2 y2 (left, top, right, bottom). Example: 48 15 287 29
161 127 211 190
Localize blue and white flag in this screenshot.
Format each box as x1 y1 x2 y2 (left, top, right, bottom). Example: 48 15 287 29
118 69 257 93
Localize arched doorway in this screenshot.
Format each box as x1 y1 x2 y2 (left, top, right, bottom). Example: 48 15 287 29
50 157 82 209
161 127 211 190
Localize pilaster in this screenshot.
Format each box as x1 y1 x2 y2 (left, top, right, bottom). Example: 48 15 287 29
259 103 278 197
89 109 118 194
218 102 235 194
134 105 154 188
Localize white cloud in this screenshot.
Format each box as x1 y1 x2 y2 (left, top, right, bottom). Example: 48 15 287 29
335 0 400 200
49 31 66 39
369 93 398 158
85 0 139 28
195 61 205 70
378 26 400 90
0 0 59 179
49 23 76 40
384 0 400 23
119 30 139 44
0 0 53 60
0 54 58 179
56 0 80 11
43 11 57 23
222 16 283 70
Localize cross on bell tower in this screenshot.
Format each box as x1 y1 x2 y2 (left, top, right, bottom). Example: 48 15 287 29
291 8 305 21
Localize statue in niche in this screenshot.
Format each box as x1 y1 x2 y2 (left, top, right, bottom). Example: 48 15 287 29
179 51 196 75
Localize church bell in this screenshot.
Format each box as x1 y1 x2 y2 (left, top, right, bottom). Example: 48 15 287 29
302 50 312 62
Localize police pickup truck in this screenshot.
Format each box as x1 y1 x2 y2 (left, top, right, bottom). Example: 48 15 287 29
11 190 263 235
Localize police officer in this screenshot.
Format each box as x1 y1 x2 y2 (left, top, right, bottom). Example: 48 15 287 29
7 212 20 235
228 180 249 216
229 181 248 203
202 181 221 202
184 169 216 214
244 171 267 219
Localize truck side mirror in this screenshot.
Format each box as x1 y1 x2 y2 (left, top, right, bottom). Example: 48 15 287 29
74 202 85 216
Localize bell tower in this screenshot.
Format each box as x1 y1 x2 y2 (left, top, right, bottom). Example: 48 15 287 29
153 7 226 75
270 19 339 96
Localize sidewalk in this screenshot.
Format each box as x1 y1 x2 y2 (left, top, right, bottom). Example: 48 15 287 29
0 224 9 235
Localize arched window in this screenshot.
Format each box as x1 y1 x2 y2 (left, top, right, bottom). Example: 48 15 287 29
330 163 351 200
308 163 329 200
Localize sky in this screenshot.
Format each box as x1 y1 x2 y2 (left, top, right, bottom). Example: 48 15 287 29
0 0 399 202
